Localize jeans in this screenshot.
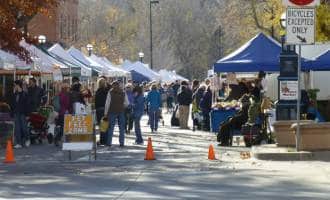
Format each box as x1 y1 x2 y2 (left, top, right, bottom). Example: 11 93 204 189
134 114 143 143
14 113 28 145
107 112 125 146
125 107 133 133
148 110 159 131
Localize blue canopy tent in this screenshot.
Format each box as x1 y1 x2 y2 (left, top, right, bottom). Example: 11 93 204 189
214 33 311 73
306 50 330 71
130 70 151 83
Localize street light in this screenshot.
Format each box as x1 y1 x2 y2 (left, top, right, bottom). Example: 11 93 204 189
38 35 46 44
139 52 144 63
149 0 159 69
86 44 93 56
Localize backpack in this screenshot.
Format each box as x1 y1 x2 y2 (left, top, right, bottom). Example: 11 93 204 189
52 95 61 112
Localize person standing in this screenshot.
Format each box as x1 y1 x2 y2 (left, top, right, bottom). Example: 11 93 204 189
13 80 30 148
146 84 162 133
199 86 212 131
125 84 134 134
177 81 193 129
132 85 145 144
95 78 110 145
104 81 128 147
172 80 180 104
27 77 44 113
54 83 71 146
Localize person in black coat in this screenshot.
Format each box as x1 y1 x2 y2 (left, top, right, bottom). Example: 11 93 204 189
13 80 30 148
27 77 44 113
95 78 109 124
177 81 193 129
217 94 251 146
200 86 212 131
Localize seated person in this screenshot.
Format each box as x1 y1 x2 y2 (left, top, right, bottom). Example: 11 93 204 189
217 94 251 146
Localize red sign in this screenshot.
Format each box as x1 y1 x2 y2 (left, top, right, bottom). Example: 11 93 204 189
289 0 314 5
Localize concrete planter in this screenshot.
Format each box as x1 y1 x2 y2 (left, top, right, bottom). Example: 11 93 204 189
292 122 330 151
273 120 313 147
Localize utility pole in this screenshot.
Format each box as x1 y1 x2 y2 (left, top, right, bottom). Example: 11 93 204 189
149 0 159 69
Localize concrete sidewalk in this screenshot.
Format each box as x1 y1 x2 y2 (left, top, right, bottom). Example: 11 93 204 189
1 113 330 199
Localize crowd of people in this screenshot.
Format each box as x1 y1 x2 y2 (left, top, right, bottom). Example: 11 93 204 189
0 74 221 149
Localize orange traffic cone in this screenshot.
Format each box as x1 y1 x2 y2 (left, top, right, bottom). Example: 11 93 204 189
4 140 15 164
208 144 216 160
145 137 155 160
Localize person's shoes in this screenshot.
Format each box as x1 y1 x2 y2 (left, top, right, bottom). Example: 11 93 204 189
119 144 124 148
14 144 22 149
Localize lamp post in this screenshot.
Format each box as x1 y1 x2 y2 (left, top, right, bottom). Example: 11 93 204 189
38 35 46 46
139 52 144 63
86 44 93 56
149 0 159 69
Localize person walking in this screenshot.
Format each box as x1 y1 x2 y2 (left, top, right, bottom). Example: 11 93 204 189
177 81 193 129
146 84 162 133
104 81 128 147
132 85 145 145
13 80 30 148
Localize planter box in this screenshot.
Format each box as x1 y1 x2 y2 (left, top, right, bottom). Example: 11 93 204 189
292 122 330 151
273 120 313 147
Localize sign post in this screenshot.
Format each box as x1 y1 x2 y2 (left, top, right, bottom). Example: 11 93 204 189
282 0 317 151
286 7 315 45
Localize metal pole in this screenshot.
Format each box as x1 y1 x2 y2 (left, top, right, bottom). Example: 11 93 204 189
296 44 301 151
149 1 153 69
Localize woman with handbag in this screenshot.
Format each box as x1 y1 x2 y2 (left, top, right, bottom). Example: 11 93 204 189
95 78 109 145
133 85 145 145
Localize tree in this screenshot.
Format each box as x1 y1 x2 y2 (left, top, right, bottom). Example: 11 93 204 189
0 0 57 62
316 3 330 41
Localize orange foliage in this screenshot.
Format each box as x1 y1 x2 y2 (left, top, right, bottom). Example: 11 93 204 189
0 0 57 62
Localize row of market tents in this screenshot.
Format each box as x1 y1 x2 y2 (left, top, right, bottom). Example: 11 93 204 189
0 40 188 83
213 33 330 73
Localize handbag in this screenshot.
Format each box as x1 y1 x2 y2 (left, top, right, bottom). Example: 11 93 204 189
100 117 109 132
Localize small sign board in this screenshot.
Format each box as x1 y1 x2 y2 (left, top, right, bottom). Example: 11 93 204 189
286 7 315 45
63 114 94 151
283 0 320 7
280 80 298 100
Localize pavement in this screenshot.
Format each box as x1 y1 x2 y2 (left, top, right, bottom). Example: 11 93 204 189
1 113 330 199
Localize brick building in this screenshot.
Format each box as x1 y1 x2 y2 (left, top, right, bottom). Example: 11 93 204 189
27 0 79 45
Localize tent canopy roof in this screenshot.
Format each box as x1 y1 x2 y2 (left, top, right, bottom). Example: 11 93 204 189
214 33 282 73
123 61 160 80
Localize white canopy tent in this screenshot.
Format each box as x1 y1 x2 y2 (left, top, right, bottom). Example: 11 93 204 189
0 49 30 70
20 40 64 81
90 54 129 77
123 61 161 81
48 44 92 77
159 69 188 83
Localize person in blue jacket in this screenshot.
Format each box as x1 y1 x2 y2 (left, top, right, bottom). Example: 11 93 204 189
146 84 162 133
133 85 145 144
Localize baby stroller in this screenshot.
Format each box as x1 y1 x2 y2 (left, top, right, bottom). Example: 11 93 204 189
27 106 53 144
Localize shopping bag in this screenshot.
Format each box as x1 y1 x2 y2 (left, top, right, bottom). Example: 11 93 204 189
100 117 109 132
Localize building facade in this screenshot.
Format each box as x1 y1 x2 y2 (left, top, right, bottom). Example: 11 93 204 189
27 0 79 45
